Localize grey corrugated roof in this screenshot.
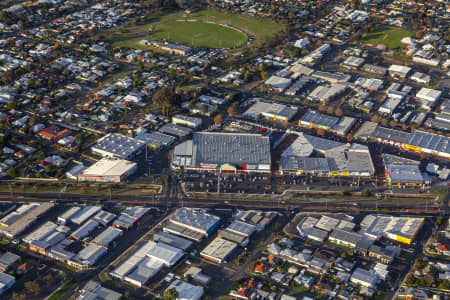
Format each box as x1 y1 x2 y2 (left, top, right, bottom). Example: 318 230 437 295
192 132 271 165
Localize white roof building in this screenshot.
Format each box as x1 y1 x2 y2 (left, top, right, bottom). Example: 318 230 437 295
146 241 184 267
78 158 137 183
388 64 411 78
0 272 15 294
416 87 442 104
167 280 204 300
200 237 237 263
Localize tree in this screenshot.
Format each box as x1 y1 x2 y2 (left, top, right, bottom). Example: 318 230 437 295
12 293 27 300
25 281 41 297
7 167 16 178
317 128 325 136
335 107 344 117
124 290 132 299
327 106 335 115
164 288 178 300
152 87 180 109
199 104 208 115
419 152 427 160
361 189 371 197
438 280 450 290
371 115 380 123
260 71 269 81
227 102 239 116
214 114 224 126
346 134 353 142
436 216 446 226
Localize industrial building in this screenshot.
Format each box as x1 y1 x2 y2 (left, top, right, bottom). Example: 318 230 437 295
355 123 450 159
73 244 107 268
166 208 220 240
25 221 67 254
264 75 292 92
93 210 116 226
415 87 442 110
159 123 192 138
299 110 356 135
166 280 204 300
311 71 351 83
233 210 277 231
329 229 362 249
388 64 411 79
299 110 339 131
406 130 450 159
58 207 81 225
342 56 365 69
71 220 99 240
280 133 374 177
113 206 151 230
218 220 257 246
136 131 176 149
307 83 347 103
111 241 184 287
152 231 193 251
200 237 238 263
172 132 271 174
354 77 384 91
350 268 377 288
70 206 102 225
0 252 20 272
0 203 54 238
172 115 202 128
76 281 122 300
0 272 15 294
296 217 328 242
382 154 430 187
315 215 355 232
78 158 137 182
362 64 387 75
91 133 145 160
91 226 123 248
244 100 298 122
360 215 424 245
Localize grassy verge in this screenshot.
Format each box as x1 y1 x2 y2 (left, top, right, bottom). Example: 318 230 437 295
48 279 77 300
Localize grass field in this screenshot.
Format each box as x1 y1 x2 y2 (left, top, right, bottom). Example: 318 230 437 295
150 21 247 48
358 25 414 50
108 9 282 49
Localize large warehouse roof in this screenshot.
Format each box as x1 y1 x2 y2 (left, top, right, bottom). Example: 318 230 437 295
192 132 271 166
0 203 54 238
200 237 237 263
407 130 450 154
360 215 423 244
80 158 136 177
92 133 145 159
244 100 297 120
169 208 220 236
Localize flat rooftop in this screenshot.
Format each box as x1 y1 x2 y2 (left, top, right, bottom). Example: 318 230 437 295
244 100 297 120
80 158 136 177
169 208 220 235
200 237 237 262
0 203 54 237
192 132 271 166
92 133 145 159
